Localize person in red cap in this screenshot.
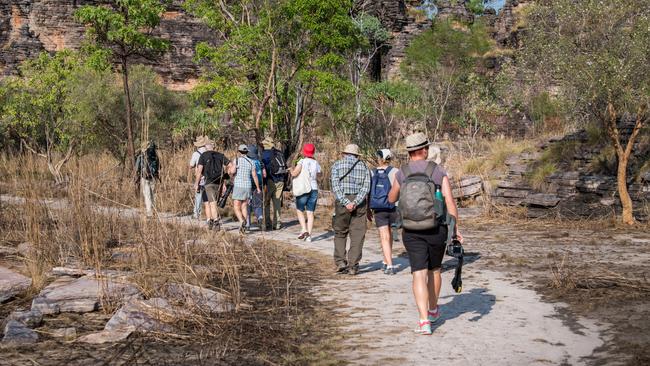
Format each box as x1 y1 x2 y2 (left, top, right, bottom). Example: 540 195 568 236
290 143 322 242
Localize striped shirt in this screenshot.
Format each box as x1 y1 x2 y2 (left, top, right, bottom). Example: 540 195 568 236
331 155 371 206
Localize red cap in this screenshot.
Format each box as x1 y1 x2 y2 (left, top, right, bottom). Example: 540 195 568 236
302 143 315 158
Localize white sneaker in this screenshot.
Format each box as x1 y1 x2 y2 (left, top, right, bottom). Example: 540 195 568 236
305 234 312 242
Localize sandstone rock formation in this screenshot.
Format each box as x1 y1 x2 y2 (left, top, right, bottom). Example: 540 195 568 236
0 0 215 90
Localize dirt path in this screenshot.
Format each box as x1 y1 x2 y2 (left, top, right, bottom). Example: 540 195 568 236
0 195 607 365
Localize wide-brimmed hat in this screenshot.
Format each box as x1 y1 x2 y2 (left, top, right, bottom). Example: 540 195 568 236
377 148 393 161
405 132 432 152
238 144 249 153
193 135 207 147
342 144 360 156
262 137 274 149
247 144 258 159
302 143 315 158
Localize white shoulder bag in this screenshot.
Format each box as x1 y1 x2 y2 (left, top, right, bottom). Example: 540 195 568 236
292 161 312 196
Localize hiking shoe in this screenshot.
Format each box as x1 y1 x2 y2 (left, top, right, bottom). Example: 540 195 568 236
335 265 348 274
239 222 246 234
257 217 264 229
384 266 395 275
428 306 441 323
381 262 387 271
414 320 432 335
212 221 221 231
348 266 359 276
298 232 309 240
207 220 214 230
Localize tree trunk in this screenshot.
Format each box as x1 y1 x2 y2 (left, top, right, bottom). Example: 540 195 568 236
352 54 362 143
606 102 645 225
121 58 136 173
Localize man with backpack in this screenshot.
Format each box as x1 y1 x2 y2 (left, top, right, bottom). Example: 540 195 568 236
262 137 288 230
387 132 463 335
194 138 231 230
330 144 371 275
135 141 160 217
369 149 399 275
189 136 208 220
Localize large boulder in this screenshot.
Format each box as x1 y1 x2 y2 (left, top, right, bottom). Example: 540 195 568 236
2 320 39 344
31 275 140 315
104 298 181 333
0 266 31 303
165 283 234 314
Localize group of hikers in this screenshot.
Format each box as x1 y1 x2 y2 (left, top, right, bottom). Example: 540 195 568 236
136 131 463 335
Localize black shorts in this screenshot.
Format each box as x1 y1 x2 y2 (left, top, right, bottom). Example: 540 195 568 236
201 187 208 203
402 225 448 272
374 210 399 228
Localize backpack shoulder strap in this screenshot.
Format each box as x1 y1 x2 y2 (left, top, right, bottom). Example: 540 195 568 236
385 166 393 174
339 159 361 181
424 161 437 180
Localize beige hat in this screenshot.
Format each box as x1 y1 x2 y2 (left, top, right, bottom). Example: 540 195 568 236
193 135 207 147
405 132 432 152
342 144 361 156
262 137 274 149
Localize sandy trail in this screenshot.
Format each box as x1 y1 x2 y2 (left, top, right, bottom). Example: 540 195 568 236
1 195 607 365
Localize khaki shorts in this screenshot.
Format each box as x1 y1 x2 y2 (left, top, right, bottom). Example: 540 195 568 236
204 183 222 202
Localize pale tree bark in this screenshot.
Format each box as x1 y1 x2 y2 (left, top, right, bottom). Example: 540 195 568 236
606 102 646 225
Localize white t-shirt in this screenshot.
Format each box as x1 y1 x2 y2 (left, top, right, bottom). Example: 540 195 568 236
298 158 321 190
190 147 207 186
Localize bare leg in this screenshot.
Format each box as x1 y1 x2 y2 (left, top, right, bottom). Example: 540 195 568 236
412 269 429 320
296 209 307 233
377 226 393 266
208 202 219 222
428 269 442 310
233 200 244 223
203 202 211 220
306 211 315 235
241 200 249 225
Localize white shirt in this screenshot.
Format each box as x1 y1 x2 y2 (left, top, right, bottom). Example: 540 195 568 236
190 147 207 186
298 158 321 190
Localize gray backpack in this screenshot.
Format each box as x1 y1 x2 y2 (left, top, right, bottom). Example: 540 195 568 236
399 162 441 230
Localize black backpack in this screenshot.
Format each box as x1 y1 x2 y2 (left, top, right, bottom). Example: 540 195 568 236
269 149 288 176
145 148 159 179
202 151 226 184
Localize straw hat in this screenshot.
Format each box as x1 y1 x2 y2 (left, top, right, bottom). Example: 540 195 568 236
342 144 361 156
193 135 207 147
405 132 432 152
262 137 274 149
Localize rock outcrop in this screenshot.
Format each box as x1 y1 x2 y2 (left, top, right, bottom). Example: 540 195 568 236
2 320 39 344
0 266 31 303
0 0 215 90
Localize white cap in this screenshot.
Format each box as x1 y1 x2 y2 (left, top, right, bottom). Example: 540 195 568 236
377 148 393 160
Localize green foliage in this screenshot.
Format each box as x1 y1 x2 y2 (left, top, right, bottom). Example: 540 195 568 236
523 0 650 126
353 13 390 50
466 0 485 15
1 51 84 149
74 0 170 60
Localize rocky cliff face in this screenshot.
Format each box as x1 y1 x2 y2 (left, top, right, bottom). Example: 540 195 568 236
0 0 214 90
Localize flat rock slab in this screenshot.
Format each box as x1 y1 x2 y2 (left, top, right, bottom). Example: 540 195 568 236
105 298 180 333
51 327 77 340
0 266 32 303
165 283 233 314
31 275 140 315
4 309 43 328
77 328 133 344
2 320 39 344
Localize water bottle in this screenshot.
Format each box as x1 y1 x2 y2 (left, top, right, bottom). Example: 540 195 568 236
435 184 443 201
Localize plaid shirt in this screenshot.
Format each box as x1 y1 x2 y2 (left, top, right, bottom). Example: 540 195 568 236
330 155 371 206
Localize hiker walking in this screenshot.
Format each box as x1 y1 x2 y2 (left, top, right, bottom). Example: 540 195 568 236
135 141 160 217
189 136 207 220
369 149 399 275
290 143 321 242
387 132 463 335
194 138 231 230
330 144 371 275
231 144 262 233
262 137 288 230
246 144 266 229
